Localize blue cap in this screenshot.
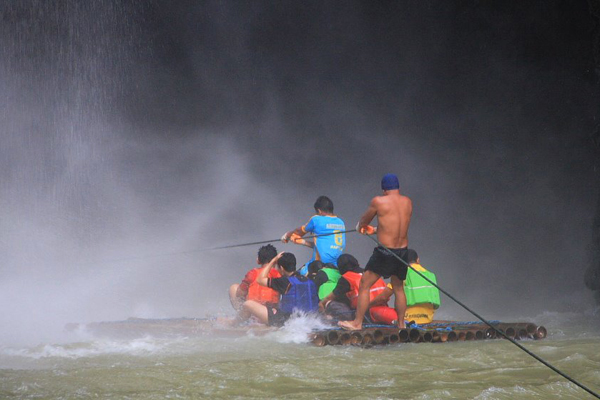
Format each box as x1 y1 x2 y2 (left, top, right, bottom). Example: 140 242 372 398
381 173 399 191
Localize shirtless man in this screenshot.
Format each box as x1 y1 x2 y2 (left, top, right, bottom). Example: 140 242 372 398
339 173 412 330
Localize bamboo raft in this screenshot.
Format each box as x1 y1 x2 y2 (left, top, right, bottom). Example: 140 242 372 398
309 321 547 347
66 318 547 346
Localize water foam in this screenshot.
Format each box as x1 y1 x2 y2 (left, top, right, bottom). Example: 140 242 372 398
0 336 184 360
267 312 332 344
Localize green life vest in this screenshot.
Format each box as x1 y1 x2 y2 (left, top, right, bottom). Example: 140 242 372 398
318 267 341 300
404 264 441 309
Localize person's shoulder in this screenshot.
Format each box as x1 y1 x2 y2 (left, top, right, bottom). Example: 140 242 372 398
245 268 259 278
315 269 328 278
304 214 320 226
371 195 387 205
330 215 345 223
410 263 426 272
271 275 289 285
268 268 281 277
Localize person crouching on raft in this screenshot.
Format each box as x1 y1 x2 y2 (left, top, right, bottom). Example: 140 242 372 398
339 173 412 331
368 249 441 325
281 195 346 275
228 244 281 315
241 252 319 327
319 253 387 322
308 260 342 301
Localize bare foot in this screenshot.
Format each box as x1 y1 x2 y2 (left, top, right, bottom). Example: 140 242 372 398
338 320 362 331
397 322 406 329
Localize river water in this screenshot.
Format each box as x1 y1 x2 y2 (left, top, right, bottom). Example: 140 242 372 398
1 310 599 399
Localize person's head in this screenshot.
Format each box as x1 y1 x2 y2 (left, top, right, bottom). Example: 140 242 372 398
307 260 324 276
313 195 334 214
277 252 297 275
337 253 360 275
406 249 419 264
257 244 277 265
381 173 400 192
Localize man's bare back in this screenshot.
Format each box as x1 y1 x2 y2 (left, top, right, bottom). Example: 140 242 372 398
358 190 412 249
339 174 413 331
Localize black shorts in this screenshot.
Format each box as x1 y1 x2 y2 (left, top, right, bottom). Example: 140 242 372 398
365 246 408 280
266 306 291 327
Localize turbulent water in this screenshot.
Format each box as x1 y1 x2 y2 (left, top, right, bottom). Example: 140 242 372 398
1 311 600 400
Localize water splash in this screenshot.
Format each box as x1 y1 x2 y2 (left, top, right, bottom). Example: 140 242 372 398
267 312 331 344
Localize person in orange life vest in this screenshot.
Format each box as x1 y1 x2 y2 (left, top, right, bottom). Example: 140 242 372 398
228 244 281 314
318 254 387 322
242 252 319 327
368 249 441 325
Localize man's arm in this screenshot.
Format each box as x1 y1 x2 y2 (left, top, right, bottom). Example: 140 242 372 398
256 252 283 287
319 277 351 311
281 226 306 242
288 231 315 248
318 292 336 312
235 285 249 299
282 216 317 243
235 270 254 299
357 197 378 233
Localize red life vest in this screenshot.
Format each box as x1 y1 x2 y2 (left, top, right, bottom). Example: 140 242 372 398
247 268 281 304
369 305 398 325
343 271 387 309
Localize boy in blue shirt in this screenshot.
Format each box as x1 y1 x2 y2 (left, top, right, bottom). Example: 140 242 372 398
281 196 346 275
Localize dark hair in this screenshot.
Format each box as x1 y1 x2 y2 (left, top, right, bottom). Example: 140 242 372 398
406 249 419 264
313 195 334 213
307 260 324 275
257 244 277 264
277 252 297 272
337 253 360 274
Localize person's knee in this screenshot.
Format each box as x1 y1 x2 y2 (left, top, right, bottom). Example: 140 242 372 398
242 300 253 311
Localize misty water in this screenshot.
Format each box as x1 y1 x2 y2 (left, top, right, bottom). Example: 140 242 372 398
1 311 600 399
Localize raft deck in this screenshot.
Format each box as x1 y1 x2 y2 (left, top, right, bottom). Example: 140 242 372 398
66 317 546 346
310 321 547 346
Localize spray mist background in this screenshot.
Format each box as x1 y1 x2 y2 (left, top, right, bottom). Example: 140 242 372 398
0 1 597 345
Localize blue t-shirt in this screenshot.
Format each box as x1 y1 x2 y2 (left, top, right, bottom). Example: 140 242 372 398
301 215 345 268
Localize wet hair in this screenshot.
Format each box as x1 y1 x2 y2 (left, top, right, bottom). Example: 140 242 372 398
337 253 360 275
406 249 419 264
257 244 277 264
313 195 334 213
307 260 324 275
277 252 297 272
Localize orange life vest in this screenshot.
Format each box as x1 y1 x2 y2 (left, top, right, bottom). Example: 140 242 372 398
369 305 397 325
343 271 387 309
247 268 281 304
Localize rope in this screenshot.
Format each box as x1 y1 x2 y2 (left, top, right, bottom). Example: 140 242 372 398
75 229 357 267
364 234 600 399
210 229 356 250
